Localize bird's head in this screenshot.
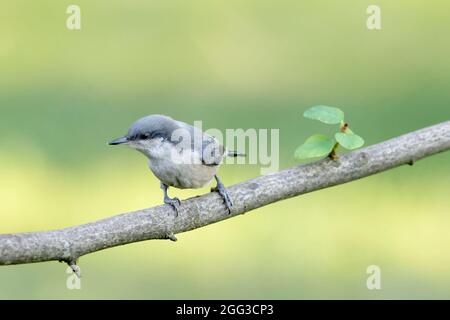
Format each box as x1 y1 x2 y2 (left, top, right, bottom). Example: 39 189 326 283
109 114 178 154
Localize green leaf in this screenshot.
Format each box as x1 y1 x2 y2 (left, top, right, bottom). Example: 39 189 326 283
295 134 335 159
303 105 345 124
335 132 364 150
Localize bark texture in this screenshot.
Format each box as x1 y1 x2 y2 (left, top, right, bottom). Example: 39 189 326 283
1 121 449 266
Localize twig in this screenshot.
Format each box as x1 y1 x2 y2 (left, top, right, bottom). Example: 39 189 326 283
0 121 449 267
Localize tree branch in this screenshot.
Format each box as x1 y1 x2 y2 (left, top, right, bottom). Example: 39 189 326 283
1 121 449 267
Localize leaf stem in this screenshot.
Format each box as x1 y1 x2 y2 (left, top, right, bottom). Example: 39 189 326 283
328 122 349 160
328 142 339 160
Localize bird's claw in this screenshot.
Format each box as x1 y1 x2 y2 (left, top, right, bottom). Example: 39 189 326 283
215 183 233 214
164 197 181 216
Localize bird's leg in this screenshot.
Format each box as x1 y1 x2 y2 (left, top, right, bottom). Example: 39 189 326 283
160 182 181 216
212 175 233 214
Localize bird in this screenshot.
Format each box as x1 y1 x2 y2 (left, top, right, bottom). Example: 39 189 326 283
109 114 243 215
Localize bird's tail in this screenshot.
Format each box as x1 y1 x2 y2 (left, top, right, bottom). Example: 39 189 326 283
227 150 246 157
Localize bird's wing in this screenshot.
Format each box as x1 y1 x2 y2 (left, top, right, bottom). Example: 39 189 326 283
176 121 225 166
200 134 226 166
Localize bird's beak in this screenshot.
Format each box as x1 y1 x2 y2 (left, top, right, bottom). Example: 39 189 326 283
108 136 129 145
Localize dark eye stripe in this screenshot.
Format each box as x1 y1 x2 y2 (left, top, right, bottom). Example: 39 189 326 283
129 130 172 141
150 130 169 140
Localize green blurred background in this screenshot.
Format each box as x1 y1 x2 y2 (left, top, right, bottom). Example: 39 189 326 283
1 0 449 299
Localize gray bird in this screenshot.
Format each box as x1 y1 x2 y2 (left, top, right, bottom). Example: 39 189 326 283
109 114 242 214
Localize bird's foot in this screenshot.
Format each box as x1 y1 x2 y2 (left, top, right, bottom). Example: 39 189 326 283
212 183 233 214
164 196 181 216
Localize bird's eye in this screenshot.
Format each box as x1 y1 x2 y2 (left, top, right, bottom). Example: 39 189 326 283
140 133 150 140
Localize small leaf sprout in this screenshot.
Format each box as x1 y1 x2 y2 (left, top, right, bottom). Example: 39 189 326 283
295 105 365 160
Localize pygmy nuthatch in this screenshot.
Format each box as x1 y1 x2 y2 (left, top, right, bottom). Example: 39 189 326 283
109 114 243 215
